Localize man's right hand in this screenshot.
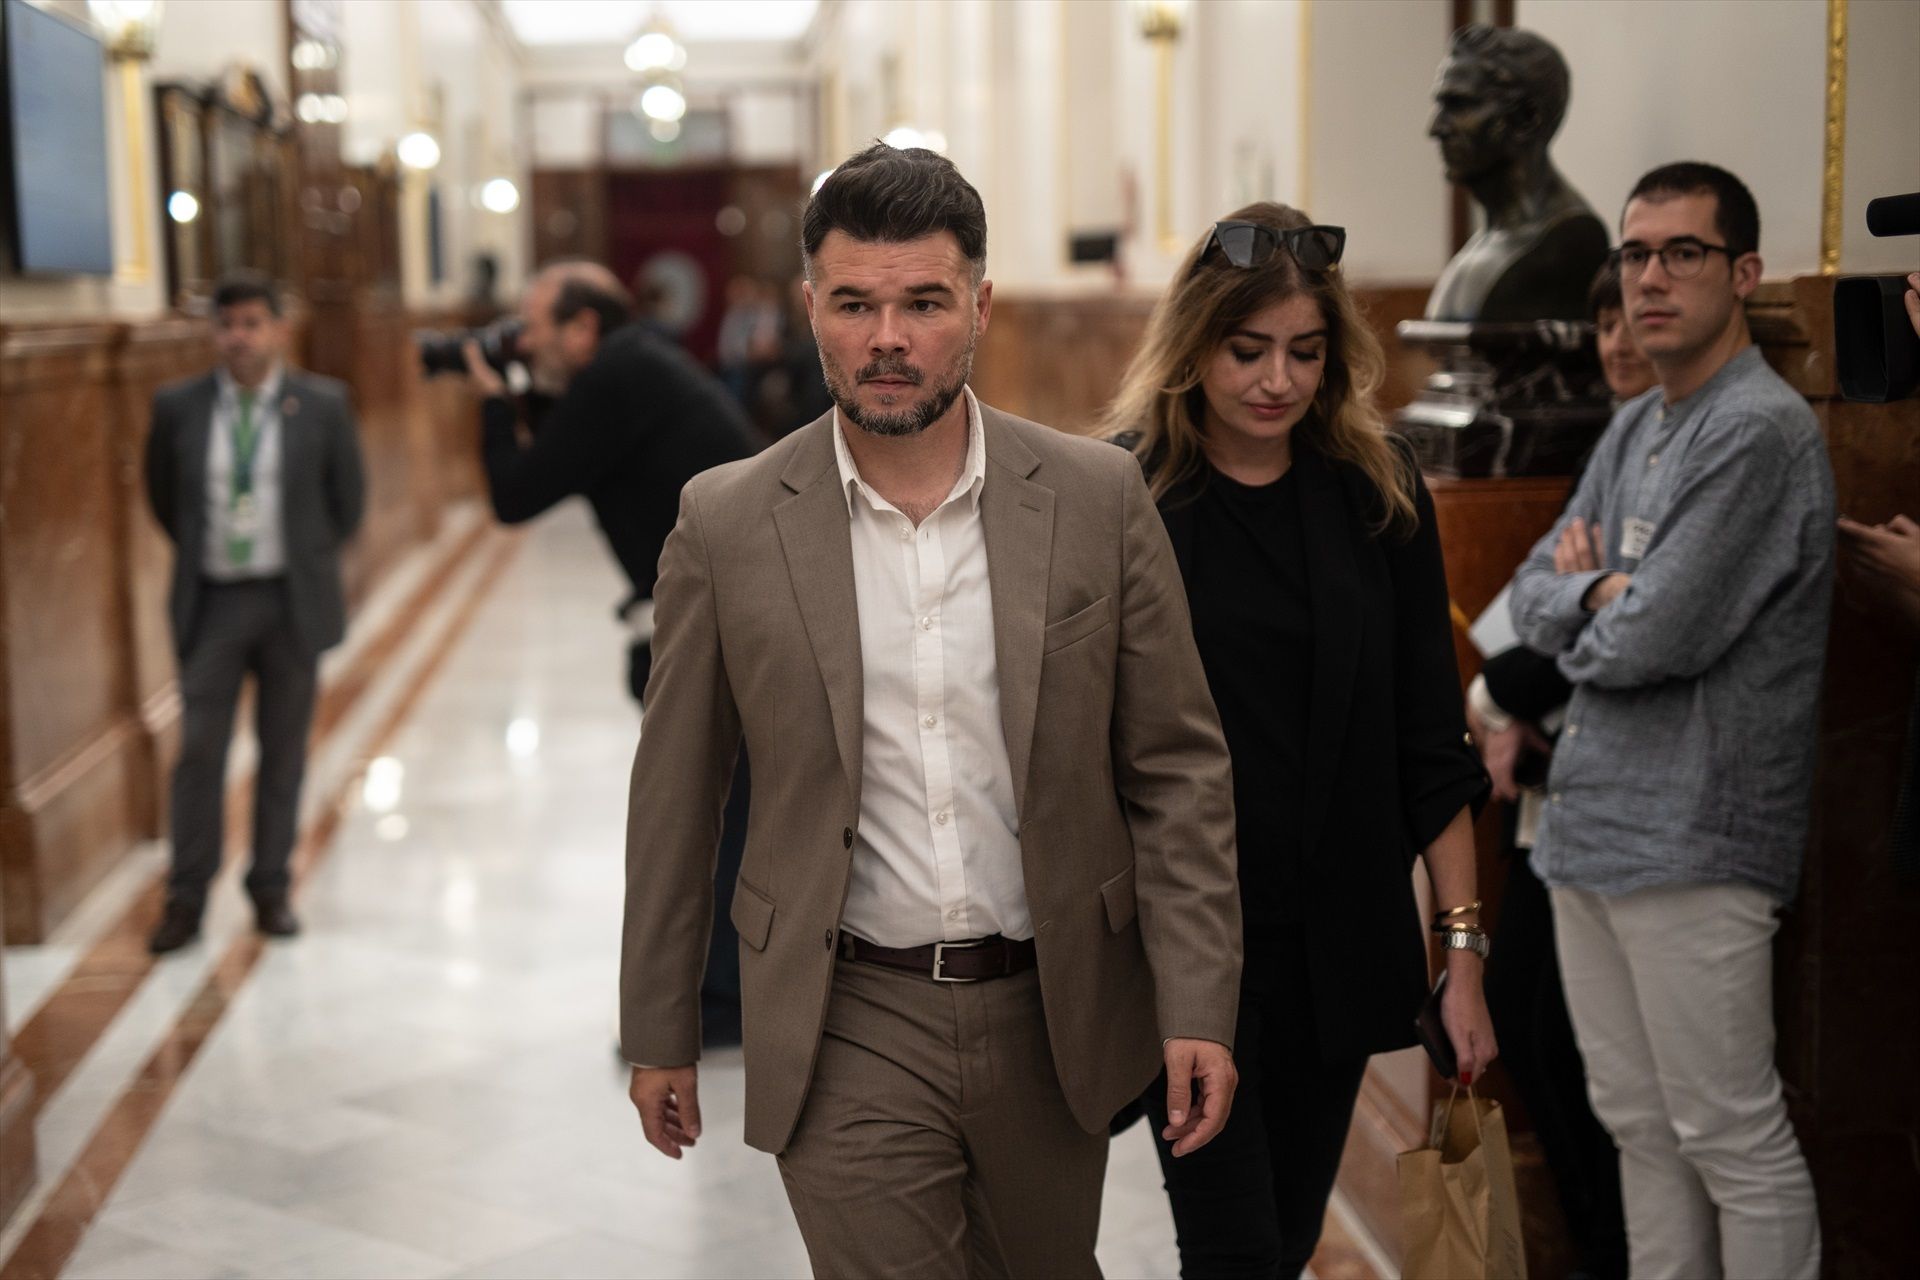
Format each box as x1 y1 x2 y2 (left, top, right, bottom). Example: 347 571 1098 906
629 1065 702 1159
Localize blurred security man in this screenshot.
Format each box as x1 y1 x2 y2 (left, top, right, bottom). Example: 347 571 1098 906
144 272 366 954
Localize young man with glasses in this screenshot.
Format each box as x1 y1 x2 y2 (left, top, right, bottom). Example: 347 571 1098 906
1510 162 1831 1278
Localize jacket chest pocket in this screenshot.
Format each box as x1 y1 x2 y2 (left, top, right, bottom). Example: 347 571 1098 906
1042 595 1112 656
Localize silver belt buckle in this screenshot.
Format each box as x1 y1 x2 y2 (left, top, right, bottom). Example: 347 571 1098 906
932 941 980 983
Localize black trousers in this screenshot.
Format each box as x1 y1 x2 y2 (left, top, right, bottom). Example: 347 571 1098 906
1143 980 1368 1280
1483 848 1628 1280
168 578 318 910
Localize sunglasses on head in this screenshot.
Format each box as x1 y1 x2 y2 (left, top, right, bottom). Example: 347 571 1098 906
1195 221 1347 274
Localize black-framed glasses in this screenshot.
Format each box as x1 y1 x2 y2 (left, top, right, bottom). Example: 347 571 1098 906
1196 221 1346 274
1609 237 1734 280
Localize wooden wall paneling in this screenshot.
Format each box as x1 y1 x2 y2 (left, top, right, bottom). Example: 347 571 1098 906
337 298 433 608
0 327 148 943
0 878 35 1223
409 309 487 508
110 320 213 839
1770 279 1920 1275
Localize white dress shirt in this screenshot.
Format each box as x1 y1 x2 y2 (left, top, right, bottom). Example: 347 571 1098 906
833 389 1031 948
202 364 288 579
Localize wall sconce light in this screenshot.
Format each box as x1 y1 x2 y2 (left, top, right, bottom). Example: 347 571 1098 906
479 177 520 214
1133 0 1190 252
397 131 442 171
88 0 163 283
88 0 162 59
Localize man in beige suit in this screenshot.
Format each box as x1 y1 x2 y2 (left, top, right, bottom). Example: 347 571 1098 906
622 143 1242 1278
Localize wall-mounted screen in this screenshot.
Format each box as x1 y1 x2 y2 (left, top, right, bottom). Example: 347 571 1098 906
2 0 114 275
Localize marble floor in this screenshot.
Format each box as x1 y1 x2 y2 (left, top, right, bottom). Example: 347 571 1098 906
3 502 1384 1280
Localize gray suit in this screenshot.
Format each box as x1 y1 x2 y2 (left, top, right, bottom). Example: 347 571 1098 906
144 369 365 909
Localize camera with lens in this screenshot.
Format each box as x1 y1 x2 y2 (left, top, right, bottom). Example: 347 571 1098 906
415 317 524 378
1835 192 1919 403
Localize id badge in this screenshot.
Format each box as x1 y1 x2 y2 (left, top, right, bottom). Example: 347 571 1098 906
230 493 262 537
1620 516 1655 562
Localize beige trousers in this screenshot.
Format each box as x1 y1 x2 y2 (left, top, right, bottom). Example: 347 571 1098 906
776 958 1109 1279
1551 882 1819 1280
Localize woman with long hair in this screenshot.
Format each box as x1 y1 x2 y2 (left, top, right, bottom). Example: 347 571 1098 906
1099 202 1495 1278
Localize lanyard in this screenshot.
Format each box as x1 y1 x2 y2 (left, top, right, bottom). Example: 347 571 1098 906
231 389 263 498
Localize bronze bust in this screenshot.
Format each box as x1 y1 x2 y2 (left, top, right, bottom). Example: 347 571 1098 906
1424 24 1609 322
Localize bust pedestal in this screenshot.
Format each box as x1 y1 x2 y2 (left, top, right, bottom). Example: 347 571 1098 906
1394 320 1612 478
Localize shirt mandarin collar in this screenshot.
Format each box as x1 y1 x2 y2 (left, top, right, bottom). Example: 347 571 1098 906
832 387 987 518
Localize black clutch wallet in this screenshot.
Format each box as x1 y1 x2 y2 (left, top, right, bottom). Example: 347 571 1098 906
1416 969 1459 1081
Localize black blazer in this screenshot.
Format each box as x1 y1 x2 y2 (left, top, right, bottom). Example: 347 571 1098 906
1147 437 1488 1060
144 370 366 657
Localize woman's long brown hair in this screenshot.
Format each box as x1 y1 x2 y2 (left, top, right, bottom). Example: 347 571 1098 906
1095 202 1416 537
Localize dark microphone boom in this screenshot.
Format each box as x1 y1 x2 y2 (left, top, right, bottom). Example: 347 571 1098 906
1865 192 1920 238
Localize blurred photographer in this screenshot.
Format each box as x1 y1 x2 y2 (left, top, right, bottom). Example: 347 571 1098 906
460 260 758 699
458 259 758 1045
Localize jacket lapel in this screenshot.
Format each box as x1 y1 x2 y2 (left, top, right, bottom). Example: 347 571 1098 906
181 373 219 517
1296 445 1363 860
978 408 1053 819
771 417 865 809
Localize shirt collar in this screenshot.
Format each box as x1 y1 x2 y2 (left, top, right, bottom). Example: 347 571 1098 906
832 386 987 518
216 362 285 407
1659 344 1764 419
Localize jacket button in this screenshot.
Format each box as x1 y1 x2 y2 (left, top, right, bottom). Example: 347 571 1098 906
824 930 834 951
842 827 854 849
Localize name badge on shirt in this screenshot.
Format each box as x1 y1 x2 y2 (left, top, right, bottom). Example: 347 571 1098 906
1620 516 1656 562
230 493 262 537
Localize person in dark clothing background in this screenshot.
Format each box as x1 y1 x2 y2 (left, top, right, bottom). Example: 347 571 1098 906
1100 204 1494 1280
460 260 758 1045
1468 261 1652 1280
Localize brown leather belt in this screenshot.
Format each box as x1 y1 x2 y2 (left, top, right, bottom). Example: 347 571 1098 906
839 932 1037 982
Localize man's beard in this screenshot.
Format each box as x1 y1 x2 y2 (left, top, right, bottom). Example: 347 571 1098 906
820 330 977 439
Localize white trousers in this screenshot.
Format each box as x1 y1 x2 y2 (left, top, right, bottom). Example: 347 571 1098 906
1550 882 1820 1280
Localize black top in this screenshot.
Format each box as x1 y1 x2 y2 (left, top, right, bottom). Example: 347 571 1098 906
1132 433 1490 1061
1188 467 1313 969
480 324 759 603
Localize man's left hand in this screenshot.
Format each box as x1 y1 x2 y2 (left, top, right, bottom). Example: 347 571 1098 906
1162 1037 1237 1157
1553 517 1604 575
462 339 509 399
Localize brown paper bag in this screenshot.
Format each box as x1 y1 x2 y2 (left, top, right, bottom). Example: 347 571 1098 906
1397 1085 1528 1279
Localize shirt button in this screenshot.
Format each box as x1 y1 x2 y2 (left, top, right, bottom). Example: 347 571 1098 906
935 811 949 826
947 909 961 921
923 714 937 729
898 525 912 541
1551 792 1563 804
920 616 933 631
1648 453 1660 467
842 827 854 848
1565 724 1579 737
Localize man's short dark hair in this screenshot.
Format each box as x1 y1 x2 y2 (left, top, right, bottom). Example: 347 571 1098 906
1588 259 1624 319
802 143 987 282
213 271 282 317
1625 162 1760 259
546 265 633 339
1446 24 1572 142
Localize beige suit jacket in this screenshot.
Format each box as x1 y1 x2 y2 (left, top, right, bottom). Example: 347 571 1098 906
620 404 1242 1154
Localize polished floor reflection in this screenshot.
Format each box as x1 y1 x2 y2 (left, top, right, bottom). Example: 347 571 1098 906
0 504 1240 1279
